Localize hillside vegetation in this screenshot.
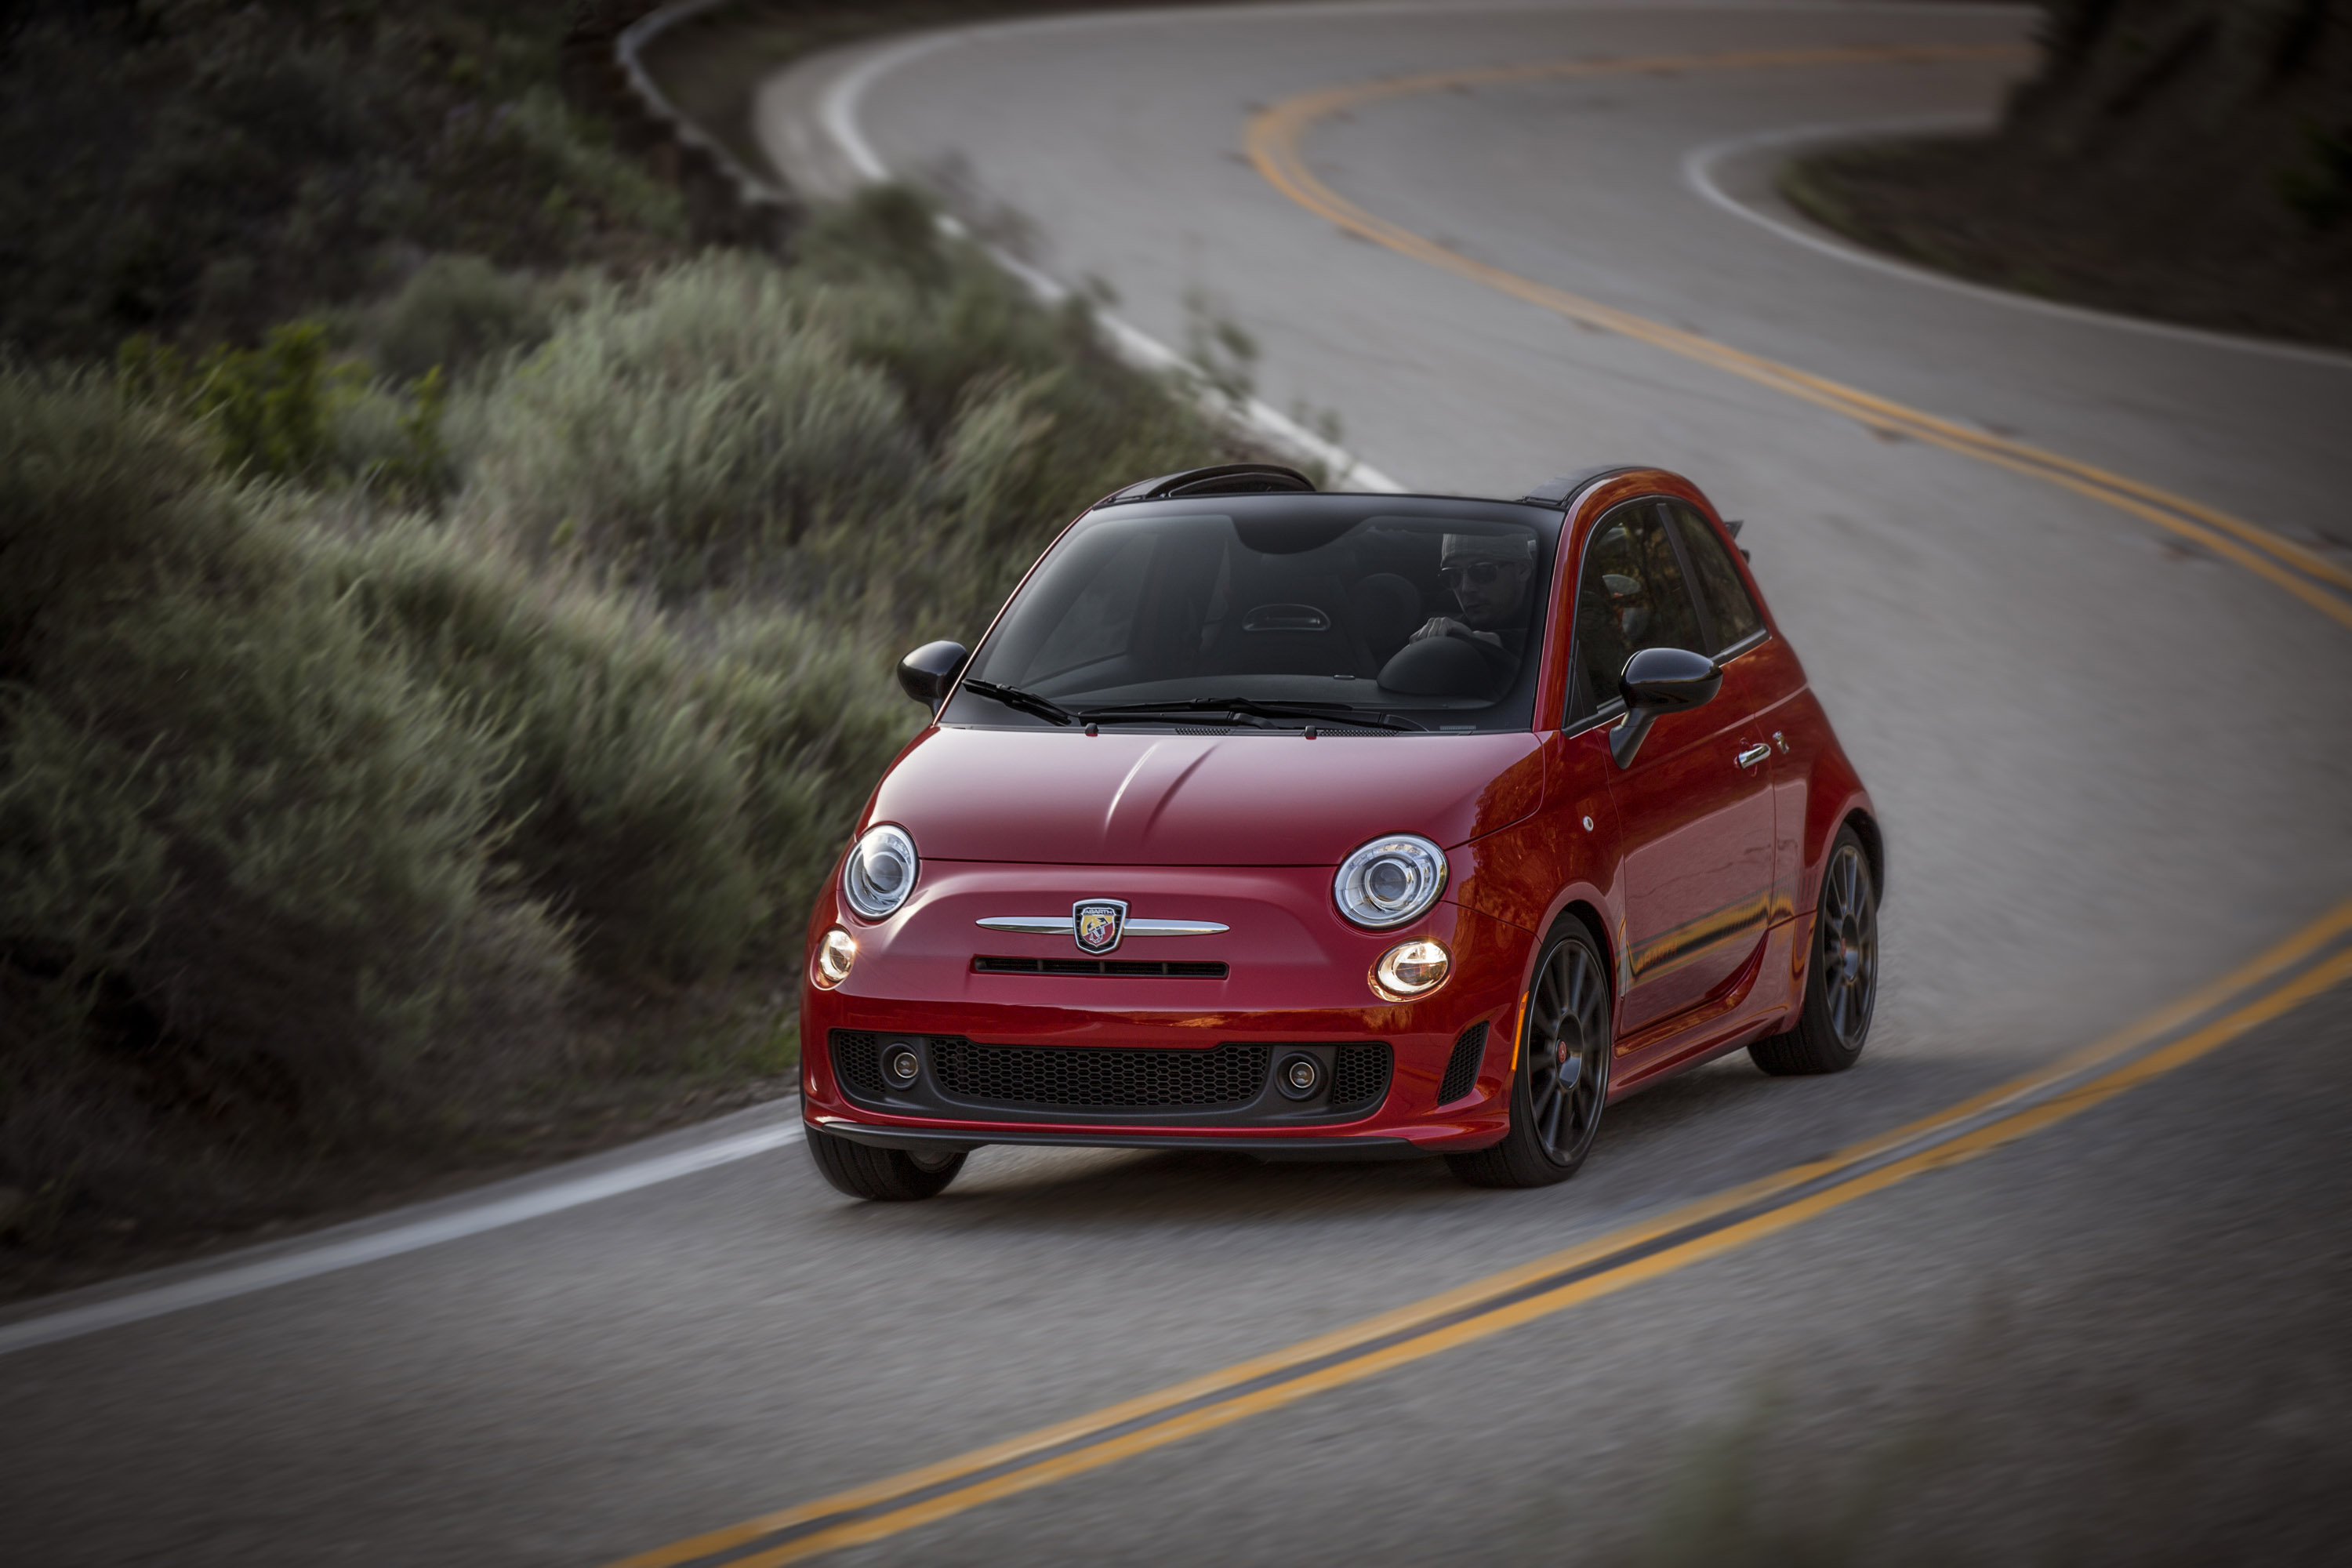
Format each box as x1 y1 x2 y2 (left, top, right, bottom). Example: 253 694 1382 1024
1783 0 2352 347
0 183 1243 1272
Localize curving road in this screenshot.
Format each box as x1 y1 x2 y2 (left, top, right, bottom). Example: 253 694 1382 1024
6 3 2351 1563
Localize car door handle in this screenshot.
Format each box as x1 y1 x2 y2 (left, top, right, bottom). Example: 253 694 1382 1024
1736 743 1771 769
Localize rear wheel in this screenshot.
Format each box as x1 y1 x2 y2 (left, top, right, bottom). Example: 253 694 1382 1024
1447 924 1613 1189
1750 824 1878 1076
805 1126 966 1201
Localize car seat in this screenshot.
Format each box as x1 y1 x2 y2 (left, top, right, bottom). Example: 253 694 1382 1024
1348 572 1422 666
1377 633 1496 698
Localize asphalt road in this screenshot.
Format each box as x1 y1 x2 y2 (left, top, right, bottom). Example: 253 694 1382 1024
6 3 2351 1563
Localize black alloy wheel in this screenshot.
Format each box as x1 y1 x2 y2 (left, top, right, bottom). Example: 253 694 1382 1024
805 1125 967 1200
1447 922 1613 1189
1751 824 1879 1076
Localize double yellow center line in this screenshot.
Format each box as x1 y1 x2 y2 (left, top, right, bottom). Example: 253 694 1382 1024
1244 45 2352 633
609 42 2352 1566
615 901 2352 1568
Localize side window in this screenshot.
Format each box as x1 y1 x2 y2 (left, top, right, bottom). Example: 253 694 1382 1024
1668 503 1762 651
1570 501 1708 724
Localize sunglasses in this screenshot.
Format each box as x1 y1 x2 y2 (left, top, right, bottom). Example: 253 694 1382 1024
1439 561 1523 588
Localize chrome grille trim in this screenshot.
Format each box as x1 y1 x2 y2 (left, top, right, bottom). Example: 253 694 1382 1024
974 916 1229 937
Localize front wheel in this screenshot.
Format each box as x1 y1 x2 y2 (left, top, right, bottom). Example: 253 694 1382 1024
1749 824 1878 1076
1446 923 1613 1189
805 1126 966 1200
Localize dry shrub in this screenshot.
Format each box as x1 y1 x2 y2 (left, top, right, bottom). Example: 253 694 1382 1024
0 187 1242 1243
0 370 570 1225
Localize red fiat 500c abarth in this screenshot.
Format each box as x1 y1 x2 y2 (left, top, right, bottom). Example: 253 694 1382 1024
800 463 1881 1200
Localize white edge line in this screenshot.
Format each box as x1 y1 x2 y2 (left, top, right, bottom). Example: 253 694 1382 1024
1682 117 2352 372
821 27 1405 493
0 1116 806 1358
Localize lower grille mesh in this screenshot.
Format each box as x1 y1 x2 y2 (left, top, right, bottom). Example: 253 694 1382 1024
1437 1022 1489 1105
1329 1044 1392 1112
932 1040 1269 1109
831 1030 884 1096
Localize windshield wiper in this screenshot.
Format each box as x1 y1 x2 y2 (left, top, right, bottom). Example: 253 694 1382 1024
960 679 1075 727
1077 697 1418 732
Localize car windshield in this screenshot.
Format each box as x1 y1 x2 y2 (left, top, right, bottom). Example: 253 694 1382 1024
943 495 1559 732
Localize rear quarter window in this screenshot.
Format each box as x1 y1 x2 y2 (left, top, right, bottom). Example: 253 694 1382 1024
1669 503 1762 650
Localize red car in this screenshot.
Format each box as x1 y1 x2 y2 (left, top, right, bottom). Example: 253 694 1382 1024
800 463 1881 1200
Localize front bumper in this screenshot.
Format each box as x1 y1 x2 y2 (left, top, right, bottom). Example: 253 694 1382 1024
799 861 1537 1154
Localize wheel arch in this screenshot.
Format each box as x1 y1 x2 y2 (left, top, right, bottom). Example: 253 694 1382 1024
1525 887 1619 1005
1557 898 1615 995
1840 808 1886 905
1530 896 1621 1037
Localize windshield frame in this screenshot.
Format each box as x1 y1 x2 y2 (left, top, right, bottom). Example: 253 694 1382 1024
940 493 1567 735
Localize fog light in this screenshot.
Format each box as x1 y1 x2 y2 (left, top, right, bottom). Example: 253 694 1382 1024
883 1043 921 1088
813 927 857 989
1370 938 1451 1001
1276 1053 1323 1100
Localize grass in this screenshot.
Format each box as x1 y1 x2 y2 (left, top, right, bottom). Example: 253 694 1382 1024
0 187 1244 1273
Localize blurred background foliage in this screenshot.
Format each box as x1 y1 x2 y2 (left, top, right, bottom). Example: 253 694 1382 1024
0 1 688 362
0 0 1249 1258
1781 0 2352 347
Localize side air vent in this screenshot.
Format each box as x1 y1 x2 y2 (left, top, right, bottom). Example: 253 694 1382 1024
829 1029 885 1096
1107 463 1316 504
1436 1022 1489 1105
973 956 1229 978
1329 1043 1392 1114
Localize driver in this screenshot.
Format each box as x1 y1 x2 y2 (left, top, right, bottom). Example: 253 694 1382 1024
1409 534 1537 654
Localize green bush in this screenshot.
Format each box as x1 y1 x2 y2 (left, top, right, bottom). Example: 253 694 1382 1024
115 322 360 483
119 321 459 502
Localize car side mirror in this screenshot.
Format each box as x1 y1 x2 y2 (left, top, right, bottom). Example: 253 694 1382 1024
898 641 969 710
1611 645 1721 768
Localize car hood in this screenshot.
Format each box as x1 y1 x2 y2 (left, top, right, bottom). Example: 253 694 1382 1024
869 724 1544 866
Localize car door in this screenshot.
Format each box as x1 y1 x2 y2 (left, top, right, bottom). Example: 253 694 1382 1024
1661 498 1803 926
1573 500 1776 1039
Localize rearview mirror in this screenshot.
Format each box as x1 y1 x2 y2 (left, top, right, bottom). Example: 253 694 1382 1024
898 641 969 709
1611 646 1721 768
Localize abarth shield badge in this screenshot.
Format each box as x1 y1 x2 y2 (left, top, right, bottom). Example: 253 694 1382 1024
1073 899 1128 954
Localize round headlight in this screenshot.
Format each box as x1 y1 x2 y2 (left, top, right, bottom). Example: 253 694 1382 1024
841 825 919 920
1334 833 1448 930
812 927 857 989
1371 939 1452 1001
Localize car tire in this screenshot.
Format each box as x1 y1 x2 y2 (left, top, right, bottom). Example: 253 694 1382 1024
1750 823 1879 1076
805 1126 967 1200
1446 922 1613 1189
